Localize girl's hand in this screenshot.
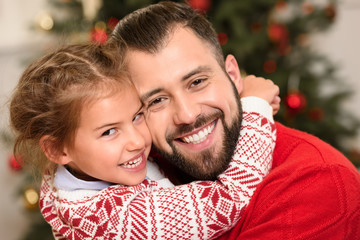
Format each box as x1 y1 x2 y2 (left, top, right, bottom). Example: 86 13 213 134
241 75 280 115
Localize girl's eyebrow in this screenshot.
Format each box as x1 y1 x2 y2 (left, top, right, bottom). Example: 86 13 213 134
94 122 120 131
94 102 144 132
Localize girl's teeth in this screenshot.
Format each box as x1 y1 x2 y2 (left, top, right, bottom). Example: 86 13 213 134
122 156 142 168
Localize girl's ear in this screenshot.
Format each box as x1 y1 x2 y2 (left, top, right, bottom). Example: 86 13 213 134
225 54 243 94
39 135 72 165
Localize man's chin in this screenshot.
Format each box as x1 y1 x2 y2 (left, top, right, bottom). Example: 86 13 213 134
159 146 229 180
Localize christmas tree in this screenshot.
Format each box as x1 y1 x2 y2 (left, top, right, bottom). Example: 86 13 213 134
44 0 360 161
5 0 360 239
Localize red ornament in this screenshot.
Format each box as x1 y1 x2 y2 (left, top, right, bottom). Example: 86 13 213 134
325 4 336 21
277 40 291 56
268 23 287 42
308 107 324 121
285 91 307 112
9 154 23 171
188 0 211 12
263 60 277 74
275 0 288 12
91 29 108 44
268 23 290 56
217 32 228 46
107 17 119 31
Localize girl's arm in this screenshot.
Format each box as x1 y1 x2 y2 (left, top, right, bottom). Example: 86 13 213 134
40 98 276 240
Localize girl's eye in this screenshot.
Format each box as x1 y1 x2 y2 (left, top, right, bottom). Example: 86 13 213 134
133 112 144 122
102 128 116 136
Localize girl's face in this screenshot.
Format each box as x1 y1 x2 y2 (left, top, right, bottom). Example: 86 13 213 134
65 86 151 186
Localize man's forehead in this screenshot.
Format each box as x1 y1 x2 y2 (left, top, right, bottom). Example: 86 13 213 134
125 27 219 98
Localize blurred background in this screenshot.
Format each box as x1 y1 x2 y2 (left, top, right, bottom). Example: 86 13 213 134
1 0 359 239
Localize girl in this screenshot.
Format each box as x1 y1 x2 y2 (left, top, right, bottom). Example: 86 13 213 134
9 42 276 239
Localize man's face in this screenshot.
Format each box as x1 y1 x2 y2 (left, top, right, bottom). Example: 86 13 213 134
127 27 243 179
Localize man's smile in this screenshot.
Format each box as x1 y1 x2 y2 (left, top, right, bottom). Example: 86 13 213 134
171 119 220 153
178 121 216 144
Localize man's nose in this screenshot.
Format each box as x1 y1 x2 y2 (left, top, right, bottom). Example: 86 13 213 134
172 98 200 125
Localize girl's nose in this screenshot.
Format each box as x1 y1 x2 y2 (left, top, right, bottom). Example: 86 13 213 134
126 127 146 151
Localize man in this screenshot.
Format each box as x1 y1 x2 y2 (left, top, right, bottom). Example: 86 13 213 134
109 1 360 239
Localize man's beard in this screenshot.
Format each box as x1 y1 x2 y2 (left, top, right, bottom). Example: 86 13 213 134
152 94 242 180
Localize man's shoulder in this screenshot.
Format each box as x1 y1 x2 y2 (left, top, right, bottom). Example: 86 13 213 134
270 122 359 186
274 122 355 170
274 121 333 153
266 122 360 225
269 122 360 209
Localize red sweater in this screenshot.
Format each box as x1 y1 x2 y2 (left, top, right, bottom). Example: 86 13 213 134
218 122 360 240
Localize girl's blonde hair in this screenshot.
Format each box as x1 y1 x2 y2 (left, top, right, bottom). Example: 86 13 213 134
9 42 130 177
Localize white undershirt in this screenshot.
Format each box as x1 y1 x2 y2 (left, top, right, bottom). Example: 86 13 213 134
54 160 174 192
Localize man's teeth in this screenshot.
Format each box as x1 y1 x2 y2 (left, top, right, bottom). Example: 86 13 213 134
121 156 142 168
182 123 215 144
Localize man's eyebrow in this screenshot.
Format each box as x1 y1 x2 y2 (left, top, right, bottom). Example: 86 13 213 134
140 88 163 103
182 66 212 81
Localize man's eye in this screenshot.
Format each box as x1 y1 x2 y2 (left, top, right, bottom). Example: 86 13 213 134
102 128 116 136
191 78 205 87
148 97 164 107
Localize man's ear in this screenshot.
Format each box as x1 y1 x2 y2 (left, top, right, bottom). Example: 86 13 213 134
225 54 243 94
39 135 72 165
